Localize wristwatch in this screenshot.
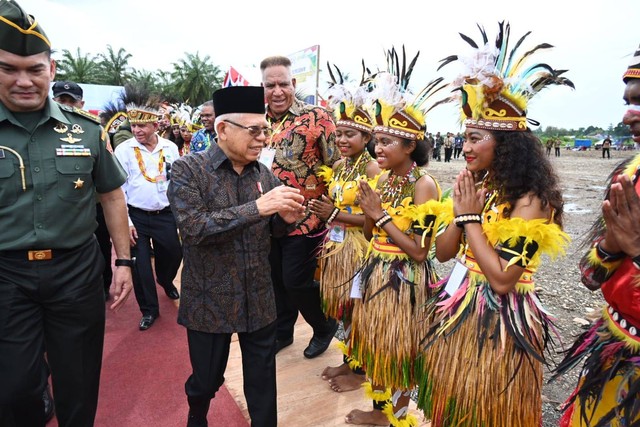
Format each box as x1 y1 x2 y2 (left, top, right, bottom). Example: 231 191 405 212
115 258 134 268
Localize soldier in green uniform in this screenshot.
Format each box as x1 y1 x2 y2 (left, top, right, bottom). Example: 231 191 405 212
0 2 134 426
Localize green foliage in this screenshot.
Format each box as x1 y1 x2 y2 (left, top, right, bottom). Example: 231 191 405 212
169 52 223 105
54 47 223 106
55 48 101 83
96 45 132 86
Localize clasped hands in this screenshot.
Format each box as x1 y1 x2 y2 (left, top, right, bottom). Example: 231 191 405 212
256 185 306 224
601 174 640 258
356 179 385 220
453 169 485 216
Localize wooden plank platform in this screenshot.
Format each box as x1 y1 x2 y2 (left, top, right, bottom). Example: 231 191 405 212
173 265 427 426
224 317 429 427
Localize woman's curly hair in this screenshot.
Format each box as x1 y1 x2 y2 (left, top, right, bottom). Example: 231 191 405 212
400 137 430 167
488 130 564 227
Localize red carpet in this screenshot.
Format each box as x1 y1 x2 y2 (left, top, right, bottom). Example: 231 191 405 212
48 289 248 427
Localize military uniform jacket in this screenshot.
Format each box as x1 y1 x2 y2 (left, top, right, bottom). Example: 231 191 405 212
0 99 126 250
167 145 291 334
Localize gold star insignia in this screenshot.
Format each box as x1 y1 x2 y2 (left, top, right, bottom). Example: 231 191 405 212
73 178 84 189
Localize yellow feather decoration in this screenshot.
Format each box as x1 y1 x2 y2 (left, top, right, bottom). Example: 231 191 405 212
363 381 392 402
622 153 640 178
482 217 570 267
317 165 333 186
603 306 640 352
585 246 624 272
401 199 450 249
438 197 455 227
336 341 363 370
382 402 419 427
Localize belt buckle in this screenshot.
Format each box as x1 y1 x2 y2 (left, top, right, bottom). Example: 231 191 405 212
28 249 52 261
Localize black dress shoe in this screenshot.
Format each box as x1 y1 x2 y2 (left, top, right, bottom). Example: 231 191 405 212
139 315 156 331
163 285 180 300
275 337 293 354
303 320 339 359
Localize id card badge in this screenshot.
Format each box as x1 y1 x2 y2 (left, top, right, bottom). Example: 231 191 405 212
156 175 168 192
329 223 346 242
259 147 276 169
350 271 363 299
444 260 469 296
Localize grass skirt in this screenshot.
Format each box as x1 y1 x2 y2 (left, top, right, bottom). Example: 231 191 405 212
418 306 543 426
319 227 368 321
349 254 434 390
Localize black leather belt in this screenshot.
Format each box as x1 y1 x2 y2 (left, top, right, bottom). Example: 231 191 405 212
127 205 172 215
0 247 76 261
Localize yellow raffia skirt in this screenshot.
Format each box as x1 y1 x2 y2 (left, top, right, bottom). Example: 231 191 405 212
420 307 543 427
349 246 431 390
319 226 368 321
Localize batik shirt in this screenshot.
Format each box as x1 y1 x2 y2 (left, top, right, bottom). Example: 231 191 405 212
167 146 291 333
189 128 216 153
267 98 339 235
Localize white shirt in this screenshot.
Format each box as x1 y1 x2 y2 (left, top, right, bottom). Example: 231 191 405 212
113 136 180 216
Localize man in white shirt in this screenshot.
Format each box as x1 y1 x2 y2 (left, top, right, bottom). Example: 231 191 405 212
114 104 183 330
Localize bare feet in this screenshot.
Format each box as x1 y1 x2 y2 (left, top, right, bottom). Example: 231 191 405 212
329 371 365 392
321 363 351 380
344 409 388 425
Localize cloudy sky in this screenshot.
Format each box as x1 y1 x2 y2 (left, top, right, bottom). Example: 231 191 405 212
21 0 638 133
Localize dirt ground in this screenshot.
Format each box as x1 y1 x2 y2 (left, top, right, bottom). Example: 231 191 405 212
424 148 636 426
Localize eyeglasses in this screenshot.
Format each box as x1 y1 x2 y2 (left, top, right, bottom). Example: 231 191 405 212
223 120 273 138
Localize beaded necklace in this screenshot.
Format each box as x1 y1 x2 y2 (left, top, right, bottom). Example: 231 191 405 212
336 151 371 183
334 151 372 204
134 147 165 183
379 161 417 208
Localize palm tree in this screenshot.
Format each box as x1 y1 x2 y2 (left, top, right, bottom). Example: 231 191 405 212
129 69 159 93
170 52 223 105
55 48 101 84
97 45 132 86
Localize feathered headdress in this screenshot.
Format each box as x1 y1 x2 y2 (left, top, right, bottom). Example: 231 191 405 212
439 22 574 131
103 83 156 130
126 103 160 124
369 46 449 141
325 60 375 133
623 43 640 82
171 103 202 132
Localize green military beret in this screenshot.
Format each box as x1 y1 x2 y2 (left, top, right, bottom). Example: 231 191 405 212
0 0 50 56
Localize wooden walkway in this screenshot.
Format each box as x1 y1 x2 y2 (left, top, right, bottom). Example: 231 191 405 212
225 317 428 427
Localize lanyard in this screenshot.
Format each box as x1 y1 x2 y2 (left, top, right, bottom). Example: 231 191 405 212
134 147 164 183
267 113 289 148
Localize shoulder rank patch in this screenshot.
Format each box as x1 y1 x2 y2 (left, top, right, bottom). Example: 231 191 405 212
71 107 101 124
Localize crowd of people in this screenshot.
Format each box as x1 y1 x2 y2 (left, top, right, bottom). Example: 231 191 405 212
0 1 638 427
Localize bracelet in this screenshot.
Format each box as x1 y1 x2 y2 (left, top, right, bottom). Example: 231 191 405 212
326 207 340 224
632 254 640 269
374 212 392 228
595 241 625 262
454 213 482 228
115 258 134 268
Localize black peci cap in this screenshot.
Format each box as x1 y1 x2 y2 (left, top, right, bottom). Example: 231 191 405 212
212 86 265 116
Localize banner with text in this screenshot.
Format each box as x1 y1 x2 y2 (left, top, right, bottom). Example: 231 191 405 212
288 45 320 105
